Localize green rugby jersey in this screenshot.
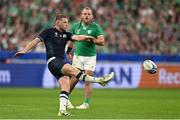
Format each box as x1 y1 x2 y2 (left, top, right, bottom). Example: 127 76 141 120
71 21 103 56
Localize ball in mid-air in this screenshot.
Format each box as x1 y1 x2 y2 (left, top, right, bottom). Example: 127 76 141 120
143 60 157 74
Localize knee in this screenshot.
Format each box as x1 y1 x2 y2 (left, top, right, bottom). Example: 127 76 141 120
62 64 71 71
62 64 74 74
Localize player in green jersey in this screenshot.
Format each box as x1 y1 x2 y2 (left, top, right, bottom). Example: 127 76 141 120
66 7 105 109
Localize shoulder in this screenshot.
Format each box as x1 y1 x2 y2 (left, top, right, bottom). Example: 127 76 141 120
65 31 73 40
73 22 81 26
45 27 54 32
66 31 72 35
92 22 101 28
41 27 54 33
91 22 104 34
71 22 81 28
65 31 73 37
38 27 54 41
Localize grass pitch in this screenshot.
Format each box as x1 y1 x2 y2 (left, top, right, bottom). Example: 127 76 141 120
0 88 180 119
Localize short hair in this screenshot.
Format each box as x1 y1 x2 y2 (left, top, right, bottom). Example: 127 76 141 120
55 14 68 21
82 7 92 12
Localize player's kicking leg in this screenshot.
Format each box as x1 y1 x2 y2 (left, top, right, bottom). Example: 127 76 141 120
67 72 114 110
59 63 114 113
62 64 114 84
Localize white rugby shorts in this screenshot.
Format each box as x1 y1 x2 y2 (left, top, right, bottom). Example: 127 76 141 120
72 55 96 71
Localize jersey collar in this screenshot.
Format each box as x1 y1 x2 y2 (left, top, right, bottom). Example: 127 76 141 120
54 27 66 33
81 21 93 28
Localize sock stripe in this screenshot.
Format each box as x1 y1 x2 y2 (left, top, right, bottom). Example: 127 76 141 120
60 94 68 99
76 71 83 79
82 75 86 81
60 91 69 96
60 95 68 99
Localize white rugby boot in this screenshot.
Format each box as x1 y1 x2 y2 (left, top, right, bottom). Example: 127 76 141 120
98 72 114 86
76 103 89 109
58 110 72 117
67 100 74 109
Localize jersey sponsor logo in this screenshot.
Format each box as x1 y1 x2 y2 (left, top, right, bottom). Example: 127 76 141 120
87 30 91 34
0 70 11 84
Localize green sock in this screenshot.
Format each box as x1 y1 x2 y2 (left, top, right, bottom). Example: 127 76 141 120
84 98 90 104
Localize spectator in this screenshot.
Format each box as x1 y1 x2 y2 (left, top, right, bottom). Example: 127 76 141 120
0 0 179 55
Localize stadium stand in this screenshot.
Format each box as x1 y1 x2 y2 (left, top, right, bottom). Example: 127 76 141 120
0 0 180 55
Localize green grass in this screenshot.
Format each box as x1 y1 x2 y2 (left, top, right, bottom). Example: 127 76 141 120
0 88 180 119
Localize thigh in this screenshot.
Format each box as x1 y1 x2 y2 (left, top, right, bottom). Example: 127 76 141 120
72 55 84 70
83 56 96 71
48 57 65 80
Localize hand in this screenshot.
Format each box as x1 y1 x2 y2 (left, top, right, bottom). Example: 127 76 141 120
86 36 96 40
86 36 96 43
89 38 96 44
14 50 26 57
66 52 73 61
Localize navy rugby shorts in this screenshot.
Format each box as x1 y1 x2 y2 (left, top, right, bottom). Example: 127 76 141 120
47 57 67 80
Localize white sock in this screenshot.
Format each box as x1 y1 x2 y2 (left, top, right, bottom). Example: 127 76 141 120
78 73 102 83
59 91 69 112
83 75 102 82
76 71 107 83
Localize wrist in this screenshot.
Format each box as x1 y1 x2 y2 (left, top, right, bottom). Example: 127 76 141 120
66 47 72 54
90 39 95 44
22 50 27 53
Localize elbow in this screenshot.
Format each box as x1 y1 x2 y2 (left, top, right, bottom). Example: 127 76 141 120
100 42 105 46
71 35 80 41
99 40 105 46
98 39 105 46
95 41 105 46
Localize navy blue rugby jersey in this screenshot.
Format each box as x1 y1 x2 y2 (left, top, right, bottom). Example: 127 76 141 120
38 28 72 60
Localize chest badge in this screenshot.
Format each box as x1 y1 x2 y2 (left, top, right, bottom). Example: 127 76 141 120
76 29 80 34
54 32 58 37
87 30 91 34
63 34 67 38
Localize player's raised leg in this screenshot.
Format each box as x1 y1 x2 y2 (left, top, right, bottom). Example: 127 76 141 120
63 63 114 110
61 63 114 84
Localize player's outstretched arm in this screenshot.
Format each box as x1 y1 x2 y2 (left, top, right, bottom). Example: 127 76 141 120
72 35 95 41
92 35 105 46
14 38 41 57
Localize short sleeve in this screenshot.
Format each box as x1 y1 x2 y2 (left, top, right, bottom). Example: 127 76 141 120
67 32 73 41
38 29 49 41
96 24 104 36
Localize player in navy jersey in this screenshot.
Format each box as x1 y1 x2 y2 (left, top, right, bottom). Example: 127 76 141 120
14 14 114 117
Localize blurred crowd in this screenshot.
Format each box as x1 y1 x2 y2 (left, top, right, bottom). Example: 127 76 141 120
0 0 180 55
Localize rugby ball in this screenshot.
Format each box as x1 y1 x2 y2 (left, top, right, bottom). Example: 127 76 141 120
143 60 157 74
